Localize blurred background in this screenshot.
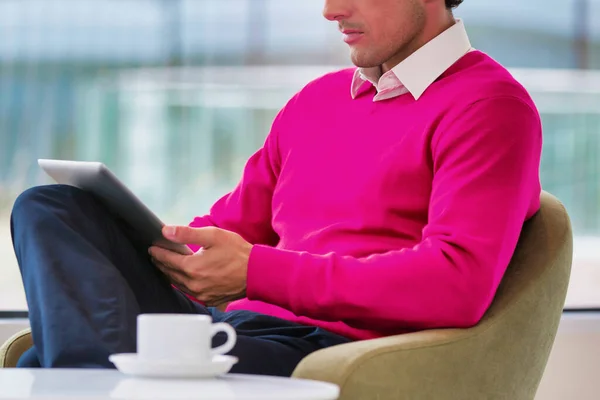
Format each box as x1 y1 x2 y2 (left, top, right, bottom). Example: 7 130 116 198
1 0 600 311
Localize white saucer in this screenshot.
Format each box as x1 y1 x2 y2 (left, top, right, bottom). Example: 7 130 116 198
109 353 239 379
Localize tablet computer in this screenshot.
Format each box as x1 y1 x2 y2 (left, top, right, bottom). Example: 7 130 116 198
38 159 193 255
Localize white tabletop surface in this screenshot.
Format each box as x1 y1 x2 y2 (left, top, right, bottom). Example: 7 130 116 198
0 369 339 400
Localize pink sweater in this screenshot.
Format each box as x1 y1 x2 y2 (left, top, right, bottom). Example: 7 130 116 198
189 51 542 340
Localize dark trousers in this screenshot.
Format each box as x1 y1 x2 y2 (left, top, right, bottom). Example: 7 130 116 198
10 185 350 376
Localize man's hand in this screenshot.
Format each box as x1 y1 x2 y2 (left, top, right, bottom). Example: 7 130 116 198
148 226 253 307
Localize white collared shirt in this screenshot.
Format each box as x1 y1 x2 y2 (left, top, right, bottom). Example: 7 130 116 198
351 19 473 102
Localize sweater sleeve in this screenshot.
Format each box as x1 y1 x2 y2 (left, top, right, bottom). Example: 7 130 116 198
187 108 286 253
246 96 542 332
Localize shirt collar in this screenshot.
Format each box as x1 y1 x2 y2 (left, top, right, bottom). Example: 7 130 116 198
351 19 472 101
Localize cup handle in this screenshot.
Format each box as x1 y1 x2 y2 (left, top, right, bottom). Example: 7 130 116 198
210 322 237 357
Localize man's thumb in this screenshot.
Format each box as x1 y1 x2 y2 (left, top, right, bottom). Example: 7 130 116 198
162 226 217 247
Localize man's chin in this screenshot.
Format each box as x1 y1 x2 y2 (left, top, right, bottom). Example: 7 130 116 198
349 51 383 69
350 60 381 69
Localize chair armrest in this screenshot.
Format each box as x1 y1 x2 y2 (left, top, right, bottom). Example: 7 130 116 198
293 328 482 400
0 328 33 368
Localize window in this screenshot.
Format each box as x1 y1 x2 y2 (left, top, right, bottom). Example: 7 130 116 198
1 0 599 311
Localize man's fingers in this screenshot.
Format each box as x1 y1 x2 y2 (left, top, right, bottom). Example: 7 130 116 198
150 256 184 276
149 249 206 301
148 246 188 274
154 263 193 295
162 226 219 248
150 254 192 287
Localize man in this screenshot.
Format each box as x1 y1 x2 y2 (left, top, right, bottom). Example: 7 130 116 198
11 0 542 376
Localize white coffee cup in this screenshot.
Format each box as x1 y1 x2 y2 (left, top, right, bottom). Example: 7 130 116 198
137 314 237 363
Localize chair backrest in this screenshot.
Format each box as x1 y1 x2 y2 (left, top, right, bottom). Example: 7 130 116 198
460 191 573 399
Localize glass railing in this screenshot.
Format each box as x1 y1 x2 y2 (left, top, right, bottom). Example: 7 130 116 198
11 66 600 229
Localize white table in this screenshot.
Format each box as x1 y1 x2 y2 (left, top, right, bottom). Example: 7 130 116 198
0 369 339 400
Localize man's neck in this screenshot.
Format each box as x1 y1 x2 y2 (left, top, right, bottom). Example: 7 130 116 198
381 13 456 74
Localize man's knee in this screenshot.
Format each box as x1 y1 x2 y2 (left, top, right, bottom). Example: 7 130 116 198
12 185 85 217
10 185 95 236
